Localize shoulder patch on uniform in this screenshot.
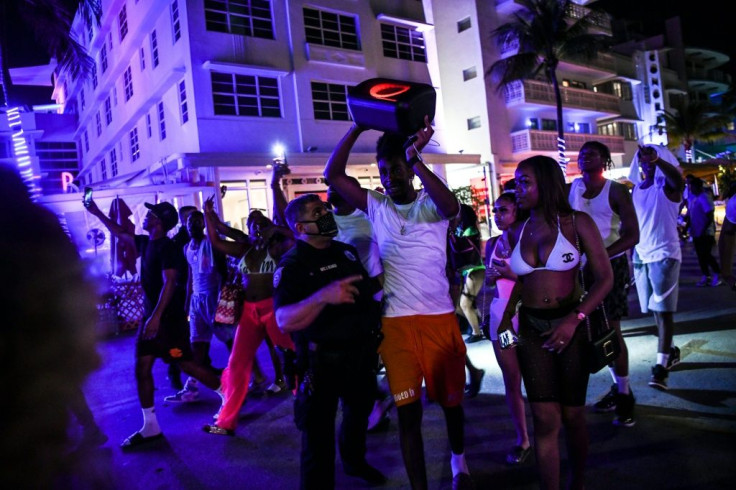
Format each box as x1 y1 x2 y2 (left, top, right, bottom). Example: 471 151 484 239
273 267 283 288
344 250 357 262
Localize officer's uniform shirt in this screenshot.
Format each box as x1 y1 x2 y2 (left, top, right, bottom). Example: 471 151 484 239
273 239 380 349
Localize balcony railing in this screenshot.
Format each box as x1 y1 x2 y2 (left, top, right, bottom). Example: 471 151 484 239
505 80 620 114
510 130 625 154
686 68 732 84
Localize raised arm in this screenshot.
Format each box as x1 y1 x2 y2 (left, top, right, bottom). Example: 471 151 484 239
203 196 249 258
406 116 460 218
656 158 684 200
607 182 640 257
324 124 369 212
271 165 289 226
84 199 135 248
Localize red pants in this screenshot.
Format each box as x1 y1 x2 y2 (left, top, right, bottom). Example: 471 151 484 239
217 297 294 430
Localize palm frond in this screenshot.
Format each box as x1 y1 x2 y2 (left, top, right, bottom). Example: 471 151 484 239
488 53 541 93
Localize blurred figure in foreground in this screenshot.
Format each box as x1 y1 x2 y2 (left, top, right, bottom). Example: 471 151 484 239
0 164 102 487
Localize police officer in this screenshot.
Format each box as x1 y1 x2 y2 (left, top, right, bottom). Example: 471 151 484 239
274 194 386 489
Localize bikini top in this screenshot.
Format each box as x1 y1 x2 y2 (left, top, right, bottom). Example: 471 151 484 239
238 248 276 275
509 216 580 275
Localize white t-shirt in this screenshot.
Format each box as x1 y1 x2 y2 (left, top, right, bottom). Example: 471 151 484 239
334 209 383 279
366 189 454 317
632 176 681 263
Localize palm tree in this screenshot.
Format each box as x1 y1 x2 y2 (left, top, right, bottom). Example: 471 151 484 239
663 100 731 162
0 0 101 107
488 0 609 173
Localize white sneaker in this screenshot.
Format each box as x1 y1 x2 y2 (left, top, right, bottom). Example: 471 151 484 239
695 276 709 287
164 387 200 403
711 274 723 287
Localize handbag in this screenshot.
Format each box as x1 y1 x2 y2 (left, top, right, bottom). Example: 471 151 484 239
214 270 245 325
573 213 621 373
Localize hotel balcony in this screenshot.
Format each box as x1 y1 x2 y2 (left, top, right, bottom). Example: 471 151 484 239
509 130 625 158
505 80 620 115
686 67 731 95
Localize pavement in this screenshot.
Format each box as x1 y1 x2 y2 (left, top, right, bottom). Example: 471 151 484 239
71 241 736 489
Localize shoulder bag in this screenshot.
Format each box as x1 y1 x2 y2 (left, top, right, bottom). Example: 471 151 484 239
573 213 621 373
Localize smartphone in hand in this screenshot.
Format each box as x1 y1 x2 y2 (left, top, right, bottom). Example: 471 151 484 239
83 186 93 207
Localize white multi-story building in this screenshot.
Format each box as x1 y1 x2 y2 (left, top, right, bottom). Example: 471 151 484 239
57 0 478 236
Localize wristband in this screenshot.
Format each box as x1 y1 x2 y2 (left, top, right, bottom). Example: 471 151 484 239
408 155 422 167
574 309 587 321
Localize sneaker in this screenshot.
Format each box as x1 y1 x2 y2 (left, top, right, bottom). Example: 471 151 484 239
667 346 681 370
711 274 723 287
593 384 618 412
695 276 709 287
266 378 287 395
164 386 200 403
613 390 636 427
648 364 668 390
465 369 485 398
465 333 485 344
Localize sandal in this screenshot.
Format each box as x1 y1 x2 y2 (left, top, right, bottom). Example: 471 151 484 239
506 445 532 465
120 431 163 450
203 424 234 436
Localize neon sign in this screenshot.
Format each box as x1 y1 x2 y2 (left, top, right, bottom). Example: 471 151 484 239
368 83 411 102
61 171 75 192
6 107 41 199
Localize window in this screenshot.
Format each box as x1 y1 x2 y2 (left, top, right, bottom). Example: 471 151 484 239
113 87 118 106
467 116 481 130
129 127 140 161
381 24 426 62
84 130 89 152
80 88 85 111
151 30 159 67
303 7 359 50
171 0 181 43
146 113 152 138
157 101 167 140
211 72 281 117
95 112 102 136
36 142 79 193
110 148 118 177
462 66 477 81
311 82 350 121
100 157 107 180
119 4 129 41
104 97 112 125
77 138 83 159
178 80 189 123
205 0 274 39
91 63 98 89
457 17 472 33
140 47 146 70
541 118 557 131
100 44 108 73
123 66 134 101
108 32 113 52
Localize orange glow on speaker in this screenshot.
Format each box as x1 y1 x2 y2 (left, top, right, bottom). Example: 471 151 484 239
368 83 411 102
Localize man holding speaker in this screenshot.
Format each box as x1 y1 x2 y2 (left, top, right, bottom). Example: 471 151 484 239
325 116 473 490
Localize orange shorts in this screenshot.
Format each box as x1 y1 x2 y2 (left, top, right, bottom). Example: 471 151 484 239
379 313 467 408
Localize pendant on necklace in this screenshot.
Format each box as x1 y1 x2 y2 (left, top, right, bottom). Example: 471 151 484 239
543 297 551 304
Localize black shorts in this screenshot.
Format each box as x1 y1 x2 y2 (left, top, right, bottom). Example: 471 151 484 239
604 255 630 321
135 315 192 363
517 305 589 406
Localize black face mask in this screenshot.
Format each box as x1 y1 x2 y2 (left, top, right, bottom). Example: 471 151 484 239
300 212 338 237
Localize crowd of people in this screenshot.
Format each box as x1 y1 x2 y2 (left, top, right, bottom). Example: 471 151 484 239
5 117 734 489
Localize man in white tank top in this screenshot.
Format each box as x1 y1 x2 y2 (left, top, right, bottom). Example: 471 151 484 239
569 141 639 426
631 146 685 391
